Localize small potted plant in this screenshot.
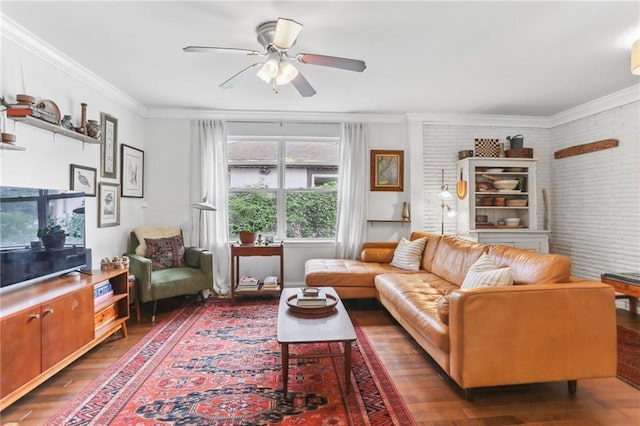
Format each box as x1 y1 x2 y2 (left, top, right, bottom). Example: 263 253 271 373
37 215 68 250
231 217 266 245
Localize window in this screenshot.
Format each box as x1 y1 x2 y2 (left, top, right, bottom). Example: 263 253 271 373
228 137 339 240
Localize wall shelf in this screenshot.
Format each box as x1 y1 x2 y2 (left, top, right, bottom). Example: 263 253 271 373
367 220 411 227
10 116 102 145
0 142 26 151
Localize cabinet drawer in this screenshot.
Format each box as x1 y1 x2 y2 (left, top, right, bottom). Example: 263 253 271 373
94 304 118 329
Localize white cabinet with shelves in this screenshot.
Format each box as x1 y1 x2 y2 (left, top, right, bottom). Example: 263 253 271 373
456 157 549 253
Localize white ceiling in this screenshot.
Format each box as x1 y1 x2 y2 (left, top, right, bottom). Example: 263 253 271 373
2 1 639 117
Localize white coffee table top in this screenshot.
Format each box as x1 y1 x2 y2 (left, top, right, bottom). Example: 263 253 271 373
277 287 356 344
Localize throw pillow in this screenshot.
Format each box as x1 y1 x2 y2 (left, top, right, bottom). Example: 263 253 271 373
437 296 450 325
133 227 181 256
390 237 427 271
461 253 513 289
145 235 186 271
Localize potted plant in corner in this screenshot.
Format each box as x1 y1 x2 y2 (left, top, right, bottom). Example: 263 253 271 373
37 215 68 250
232 217 265 245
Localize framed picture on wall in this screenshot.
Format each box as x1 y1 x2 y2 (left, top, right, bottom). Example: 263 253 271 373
98 182 120 227
370 150 404 191
69 164 97 196
120 144 144 198
100 112 118 179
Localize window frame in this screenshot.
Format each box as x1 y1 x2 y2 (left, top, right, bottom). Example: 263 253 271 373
227 135 339 240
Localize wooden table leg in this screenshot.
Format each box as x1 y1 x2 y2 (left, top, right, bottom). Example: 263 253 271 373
281 343 289 396
344 340 352 394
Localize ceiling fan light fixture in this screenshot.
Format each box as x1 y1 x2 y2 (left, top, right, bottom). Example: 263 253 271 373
273 18 303 49
275 62 299 85
257 58 279 83
632 38 640 76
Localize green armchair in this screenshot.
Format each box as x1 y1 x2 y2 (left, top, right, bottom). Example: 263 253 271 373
126 229 214 322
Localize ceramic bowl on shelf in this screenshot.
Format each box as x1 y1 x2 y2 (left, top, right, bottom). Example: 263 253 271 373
486 168 504 173
505 218 520 226
493 180 519 190
506 199 528 207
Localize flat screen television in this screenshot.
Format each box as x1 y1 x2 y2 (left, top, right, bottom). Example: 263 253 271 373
0 185 87 293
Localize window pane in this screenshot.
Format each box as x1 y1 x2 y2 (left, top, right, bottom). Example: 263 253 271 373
0 200 38 247
229 192 277 237
285 141 338 189
286 191 337 238
229 140 278 189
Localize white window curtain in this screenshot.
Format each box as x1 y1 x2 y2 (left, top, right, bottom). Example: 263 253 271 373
190 120 231 296
335 122 368 259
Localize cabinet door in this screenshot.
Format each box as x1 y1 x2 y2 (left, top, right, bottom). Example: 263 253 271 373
0 307 42 398
41 287 94 371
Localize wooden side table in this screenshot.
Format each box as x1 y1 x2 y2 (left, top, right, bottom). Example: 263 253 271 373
231 243 284 302
601 272 640 314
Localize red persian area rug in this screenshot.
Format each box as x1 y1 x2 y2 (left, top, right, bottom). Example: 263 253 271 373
47 298 415 425
617 325 640 389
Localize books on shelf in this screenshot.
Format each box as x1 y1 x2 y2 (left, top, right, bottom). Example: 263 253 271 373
296 287 327 306
94 280 112 298
237 276 259 291
262 276 279 290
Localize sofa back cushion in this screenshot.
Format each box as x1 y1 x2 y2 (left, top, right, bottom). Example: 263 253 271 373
431 236 487 286
409 231 442 272
488 245 572 284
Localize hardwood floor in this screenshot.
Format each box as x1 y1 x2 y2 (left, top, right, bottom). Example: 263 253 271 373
1 298 638 425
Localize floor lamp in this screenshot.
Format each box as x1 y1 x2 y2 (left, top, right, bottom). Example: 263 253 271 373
438 169 457 235
193 197 217 247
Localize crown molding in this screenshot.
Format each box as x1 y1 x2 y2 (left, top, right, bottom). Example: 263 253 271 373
547 84 640 127
1 14 147 117
407 112 550 128
144 107 407 123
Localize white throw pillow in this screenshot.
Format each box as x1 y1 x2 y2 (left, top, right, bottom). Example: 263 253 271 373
461 253 513 289
390 237 427 271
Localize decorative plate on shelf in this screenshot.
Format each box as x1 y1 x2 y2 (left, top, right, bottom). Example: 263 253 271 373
286 294 338 317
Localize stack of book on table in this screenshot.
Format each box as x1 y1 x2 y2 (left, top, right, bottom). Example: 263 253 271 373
297 287 327 306
94 280 113 307
237 276 259 291
262 276 279 290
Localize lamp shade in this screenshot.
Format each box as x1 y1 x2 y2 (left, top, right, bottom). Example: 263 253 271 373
193 202 217 211
438 185 453 201
632 39 640 76
257 58 279 83
275 62 299 85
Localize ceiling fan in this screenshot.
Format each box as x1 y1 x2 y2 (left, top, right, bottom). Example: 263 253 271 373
183 17 367 97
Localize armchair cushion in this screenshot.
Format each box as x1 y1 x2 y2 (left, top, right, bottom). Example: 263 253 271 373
145 235 186 270
133 226 181 255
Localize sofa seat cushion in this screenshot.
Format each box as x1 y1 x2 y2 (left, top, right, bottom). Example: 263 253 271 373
150 267 208 300
305 259 419 288
375 273 455 353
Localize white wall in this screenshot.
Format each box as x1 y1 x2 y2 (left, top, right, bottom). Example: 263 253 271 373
143 118 409 285
549 101 640 279
420 123 551 234
1 38 146 268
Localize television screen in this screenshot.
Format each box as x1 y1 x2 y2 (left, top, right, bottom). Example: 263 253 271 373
0 186 87 293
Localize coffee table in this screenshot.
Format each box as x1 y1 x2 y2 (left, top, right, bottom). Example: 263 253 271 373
277 287 356 395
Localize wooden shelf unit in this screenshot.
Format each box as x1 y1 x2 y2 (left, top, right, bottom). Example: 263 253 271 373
9 115 102 145
0 269 129 410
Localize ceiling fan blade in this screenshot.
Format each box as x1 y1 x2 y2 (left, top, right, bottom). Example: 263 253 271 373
183 46 261 56
273 18 303 50
220 63 263 88
296 53 366 72
290 71 316 97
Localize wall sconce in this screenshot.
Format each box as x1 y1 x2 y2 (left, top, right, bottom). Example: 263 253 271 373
438 169 457 234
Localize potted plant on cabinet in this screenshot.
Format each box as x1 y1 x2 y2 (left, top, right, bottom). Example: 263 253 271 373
231 217 266 245
37 215 68 250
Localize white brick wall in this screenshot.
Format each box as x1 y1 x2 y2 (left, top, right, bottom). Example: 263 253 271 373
422 124 551 235
549 101 640 280
419 101 640 284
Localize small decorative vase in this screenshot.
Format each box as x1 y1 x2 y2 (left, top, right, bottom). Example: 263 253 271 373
402 202 410 221
498 142 506 157
86 120 101 139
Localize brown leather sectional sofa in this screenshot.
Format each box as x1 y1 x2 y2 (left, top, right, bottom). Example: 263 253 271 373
305 231 617 398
